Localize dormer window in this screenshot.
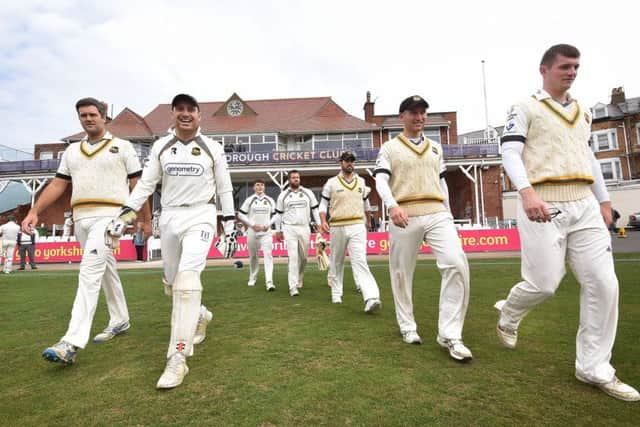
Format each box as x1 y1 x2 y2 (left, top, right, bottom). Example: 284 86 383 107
592 106 608 119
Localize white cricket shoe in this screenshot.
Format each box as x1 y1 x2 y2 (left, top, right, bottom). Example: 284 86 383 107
332 296 342 304
193 309 213 345
93 321 130 343
156 354 189 389
266 283 276 292
42 341 77 365
364 298 381 313
247 281 256 287
576 373 640 402
290 288 299 297
496 324 517 349
402 331 422 345
437 336 473 362
494 299 517 349
163 281 172 297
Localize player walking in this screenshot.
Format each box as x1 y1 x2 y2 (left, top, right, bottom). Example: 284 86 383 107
0 216 21 274
238 179 276 291
274 170 320 296
319 151 381 312
23 97 143 364
374 95 472 362
496 44 639 401
109 94 237 389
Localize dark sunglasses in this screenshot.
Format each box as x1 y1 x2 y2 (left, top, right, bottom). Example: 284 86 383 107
548 208 562 218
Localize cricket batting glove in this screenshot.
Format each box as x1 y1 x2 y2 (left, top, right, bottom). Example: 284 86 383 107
107 206 137 238
215 220 238 258
105 206 137 247
316 233 330 271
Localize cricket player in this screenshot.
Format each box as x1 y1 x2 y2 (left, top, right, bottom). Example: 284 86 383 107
0 216 20 274
374 95 472 362
274 170 320 296
62 216 73 240
23 97 143 365
237 179 276 291
319 151 381 312
496 44 639 401
109 94 236 389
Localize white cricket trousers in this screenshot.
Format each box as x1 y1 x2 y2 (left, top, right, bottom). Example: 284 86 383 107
389 211 470 340
160 205 215 359
62 216 129 349
2 241 17 273
499 195 619 384
283 224 310 290
247 230 273 287
328 223 380 302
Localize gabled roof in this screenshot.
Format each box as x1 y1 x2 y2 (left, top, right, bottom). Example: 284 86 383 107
591 97 640 120
379 113 453 128
144 96 377 136
65 108 154 141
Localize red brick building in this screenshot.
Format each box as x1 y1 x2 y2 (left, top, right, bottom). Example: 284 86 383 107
590 87 640 181
3 92 501 230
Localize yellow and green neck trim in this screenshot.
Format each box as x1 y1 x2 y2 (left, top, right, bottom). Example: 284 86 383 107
536 97 581 128
80 137 115 158
337 174 358 191
397 134 431 156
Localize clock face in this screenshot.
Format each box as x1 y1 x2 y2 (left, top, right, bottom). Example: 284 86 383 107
227 100 243 116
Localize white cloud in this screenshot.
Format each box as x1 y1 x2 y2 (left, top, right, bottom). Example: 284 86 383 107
1 0 638 152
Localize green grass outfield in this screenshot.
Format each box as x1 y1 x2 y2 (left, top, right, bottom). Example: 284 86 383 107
1 254 639 426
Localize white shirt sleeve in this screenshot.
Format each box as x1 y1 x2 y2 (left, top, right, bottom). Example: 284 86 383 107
56 146 72 179
126 143 163 210
273 213 282 231
501 104 530 142
375 173 398 209
589 151 610 203
501 141 531 191
214 150 234 218
274 193 284 230
237 211 253 227
440 178 450 211
319 181 331 213
308 189 321 224
319 198 329 214
373 144 392 177
238 197 251 215
122 140 142 176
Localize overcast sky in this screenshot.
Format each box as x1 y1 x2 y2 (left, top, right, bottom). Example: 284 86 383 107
1 0 638 153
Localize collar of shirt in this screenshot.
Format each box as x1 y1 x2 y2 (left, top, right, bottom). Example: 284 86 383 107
533 89 574 104
339 172 358 182
288 186 305 194
409 134 425 145
82 131 113 144
170 127 203 143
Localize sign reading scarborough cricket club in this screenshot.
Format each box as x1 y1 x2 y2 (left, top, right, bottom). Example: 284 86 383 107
10 229 521 264
224 148 379 165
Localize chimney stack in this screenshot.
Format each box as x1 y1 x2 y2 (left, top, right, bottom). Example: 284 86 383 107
610 87 626 104
363 91 374 122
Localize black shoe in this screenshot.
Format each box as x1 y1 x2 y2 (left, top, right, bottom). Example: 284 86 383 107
31 266 38 270
18 267 25 270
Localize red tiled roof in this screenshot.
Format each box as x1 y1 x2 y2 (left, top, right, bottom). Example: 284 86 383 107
144 96 377 136
64 108 154 141
380 113 453 128
61 96 455 142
